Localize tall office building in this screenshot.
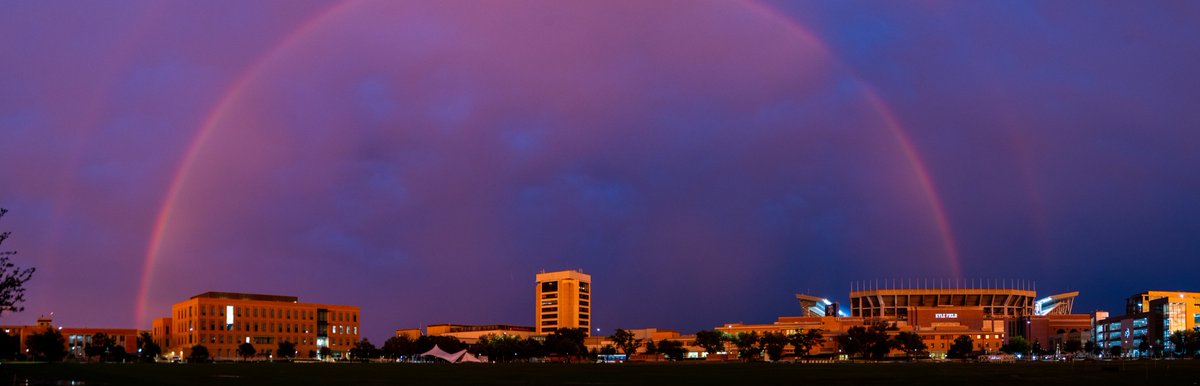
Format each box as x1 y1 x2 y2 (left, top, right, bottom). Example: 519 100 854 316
535 270 591 335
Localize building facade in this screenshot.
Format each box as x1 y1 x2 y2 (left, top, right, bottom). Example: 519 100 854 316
535 270 591 335
1 316 141 360
156 292 359 360
718 285 1087 359
425 324 537 344
1093 291 1200 356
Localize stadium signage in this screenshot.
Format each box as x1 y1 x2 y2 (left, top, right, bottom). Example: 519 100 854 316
934 313 958 319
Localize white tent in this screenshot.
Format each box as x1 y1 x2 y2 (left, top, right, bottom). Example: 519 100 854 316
457 351 484 363
420 345 464 362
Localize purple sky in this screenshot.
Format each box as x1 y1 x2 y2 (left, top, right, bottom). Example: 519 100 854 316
2 1 1198 343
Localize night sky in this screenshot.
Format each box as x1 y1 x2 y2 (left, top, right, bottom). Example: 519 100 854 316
2 1 1198 343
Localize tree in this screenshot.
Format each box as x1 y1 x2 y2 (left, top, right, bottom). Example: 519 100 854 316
1108 345 1122 358
84 330 113 362
657 339 686 361
0 208 36 320
317 347 331 360
545 328 587 362
109 345 128 362
643 339 658 355
788 329 823 358
237 342 256 361
0 328 20 360
947 335 974 360
694 330 726 355
1031 340 1045 357
383 335 417 360
277 341 297 359
472 334 524 363
599 345 617 356
516 337 544 360
892 331 927 360
1000 336 1031 356
759 331 788 361
730 332 760 360
349 338 380 360
137 331 162 361
1169 330 1200 356
838 322 892 360
188 344 210 363
610 329 642 357
1063 339 1082 355
25 327 66 362
1084 340 1096 356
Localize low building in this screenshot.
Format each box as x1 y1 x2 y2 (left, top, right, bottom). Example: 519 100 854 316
394 328 421 340
1006 314 1092 354
1 316 141 360
425 324 536 344
155 291 359 360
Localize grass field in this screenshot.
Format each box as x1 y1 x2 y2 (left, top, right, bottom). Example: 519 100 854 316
3 360 1198 386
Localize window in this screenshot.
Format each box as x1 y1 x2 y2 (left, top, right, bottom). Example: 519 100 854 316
580 321 589 326
580 307 589 312
541 307 558 312
579 314 589 320
541 293 558 299
543 314 558 319
541 321 557 326
541 281 558 292
579 294 589 300
580 301 589 306
579 282 589 293
541 300 558 306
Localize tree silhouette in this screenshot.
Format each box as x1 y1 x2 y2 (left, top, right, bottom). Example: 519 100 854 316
137 331 162 361
188 344 210 363
694 330 726 355
730 332 761 360
0 208 36 320
238 342 256 361
947 335 974 360
277 340 297 359
25 327 66 362
609 329 642 357
657 339 686 361
892 331 927 360
759 331 789 361
788 329 823 358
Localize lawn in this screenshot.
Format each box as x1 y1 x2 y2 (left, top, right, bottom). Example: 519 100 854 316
2 360 1197 386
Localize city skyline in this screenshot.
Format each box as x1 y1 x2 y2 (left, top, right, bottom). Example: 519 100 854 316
2 1 1199 344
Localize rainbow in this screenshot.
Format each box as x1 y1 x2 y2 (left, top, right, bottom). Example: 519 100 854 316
133 0 358 326
133 0 961 327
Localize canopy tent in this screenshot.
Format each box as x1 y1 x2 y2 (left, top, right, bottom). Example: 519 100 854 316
458 351 484 363
420 345 464 362
420 345 486 363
